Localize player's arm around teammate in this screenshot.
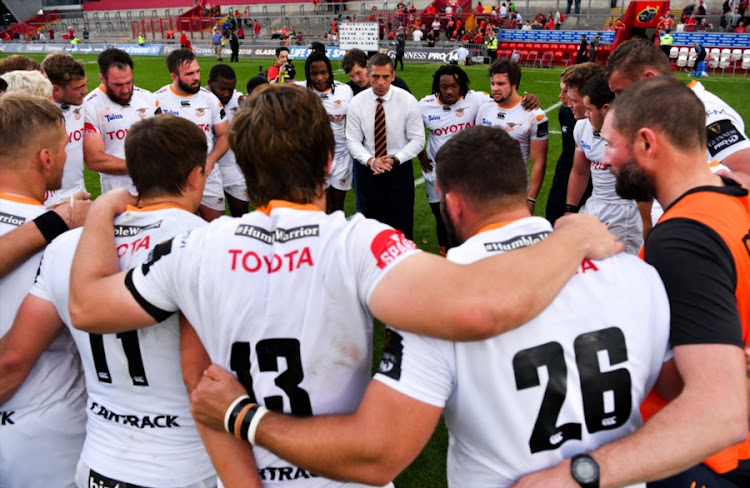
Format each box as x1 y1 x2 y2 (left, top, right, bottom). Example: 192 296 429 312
192 363 439 485
0 192 90 278
69 187 621 341
180 314 262 488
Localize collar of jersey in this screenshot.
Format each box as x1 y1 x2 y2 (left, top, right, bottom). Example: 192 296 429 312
258 200 323 215
125 203 187 212
170 85 195 97
496 97 522 110
0 192 43 206
473 219 521 236
438 95 463 105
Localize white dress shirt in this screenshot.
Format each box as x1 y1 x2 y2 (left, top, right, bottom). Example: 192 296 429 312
346 85 425 167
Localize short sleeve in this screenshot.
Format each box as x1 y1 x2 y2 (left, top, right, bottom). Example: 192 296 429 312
530 109 549 140
347 218 421 307
374 327 455 408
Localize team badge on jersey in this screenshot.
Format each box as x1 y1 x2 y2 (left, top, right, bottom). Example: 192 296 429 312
455 107 466 118
377 328 404 380
195 107 207 117
73 108 82 120
136 107 148 118
333 99 343 109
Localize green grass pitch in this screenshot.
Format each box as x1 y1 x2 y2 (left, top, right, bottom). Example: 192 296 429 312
3 52 749 486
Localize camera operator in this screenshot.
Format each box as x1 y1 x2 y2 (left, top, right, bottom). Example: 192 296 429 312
267 46 296 83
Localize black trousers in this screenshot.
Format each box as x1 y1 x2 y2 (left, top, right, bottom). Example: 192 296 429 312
231 47 239 62
354 159 414 239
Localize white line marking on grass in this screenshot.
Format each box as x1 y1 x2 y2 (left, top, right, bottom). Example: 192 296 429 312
414 177 425 187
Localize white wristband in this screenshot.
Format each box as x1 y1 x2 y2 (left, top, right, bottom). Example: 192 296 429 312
224 394 251 433
247 406 269 445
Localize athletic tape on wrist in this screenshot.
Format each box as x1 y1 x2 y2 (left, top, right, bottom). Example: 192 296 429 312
224 395 252 434
34 210 69 244
246 406 269 445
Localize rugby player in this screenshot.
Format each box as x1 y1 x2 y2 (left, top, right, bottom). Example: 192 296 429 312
605 39 750 180
0 115 245 488
563 65 643 254
188 125 672 488
83 48 160 194
155 49 229 221
40 52 90 207
0 93 86 488
206 64 249 217
512 76 750 488
68 85 621 487
298 52 354 214
475 58 548 215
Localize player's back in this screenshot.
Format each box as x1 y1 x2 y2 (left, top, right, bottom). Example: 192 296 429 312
33 206 213 487
376 217 669 488
149 202 417 486
0 194 86 488
447 218 669 486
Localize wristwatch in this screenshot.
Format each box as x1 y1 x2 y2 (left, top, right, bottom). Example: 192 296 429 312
570 454 599 488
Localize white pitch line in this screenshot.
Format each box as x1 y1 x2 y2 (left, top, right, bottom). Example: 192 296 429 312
414 101 563 188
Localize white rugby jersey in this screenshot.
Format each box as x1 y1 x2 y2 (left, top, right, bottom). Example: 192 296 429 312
126 201 420 487
213 89 245 188
299 81 354 162
154 85 226 156
475 98 548 164
29 205 212 487
45 102 87 206
690 80 750 163
420 91 490 163
0 194 85 488
375 217 670 488
84 86 158 193
574 119 630 205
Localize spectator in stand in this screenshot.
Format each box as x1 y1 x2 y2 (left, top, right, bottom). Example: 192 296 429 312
522 20 532 30
696 18 713 30
48 28 54 40
657 12 674 31
254 19 261 40
681 1 696 21
432 15 441 40
82 27 89 40
735 20 747 30
426 30 435 47
545 16 555 29
685 13 697 29
413 27 423 41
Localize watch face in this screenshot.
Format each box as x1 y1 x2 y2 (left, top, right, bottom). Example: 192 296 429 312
573 458 597 482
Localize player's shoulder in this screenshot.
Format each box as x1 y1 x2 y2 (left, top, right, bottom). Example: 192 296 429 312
419 93 438 105
132 85 152 95
333 80 354 97
47 227 83 258
84 87 104 103
153 85 171 96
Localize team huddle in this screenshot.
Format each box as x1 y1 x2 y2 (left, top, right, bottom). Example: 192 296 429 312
0 38 749 488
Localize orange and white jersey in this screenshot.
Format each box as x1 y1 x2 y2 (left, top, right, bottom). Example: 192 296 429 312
574 118 628 204
45 102 87 207
298 80 354 162
0 193 86 488
420 90 490 162
30 205 213 487
84 86 159 193
154 85 226 156
126 201 420 487
475 98 548 164
376 217 670 488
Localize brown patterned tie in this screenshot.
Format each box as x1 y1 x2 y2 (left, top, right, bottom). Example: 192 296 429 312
374 97 387 158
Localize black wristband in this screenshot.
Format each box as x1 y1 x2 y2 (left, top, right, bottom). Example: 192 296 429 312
237 403 260 441
33 210 69 244
227 397 254 435
565 204 580 213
